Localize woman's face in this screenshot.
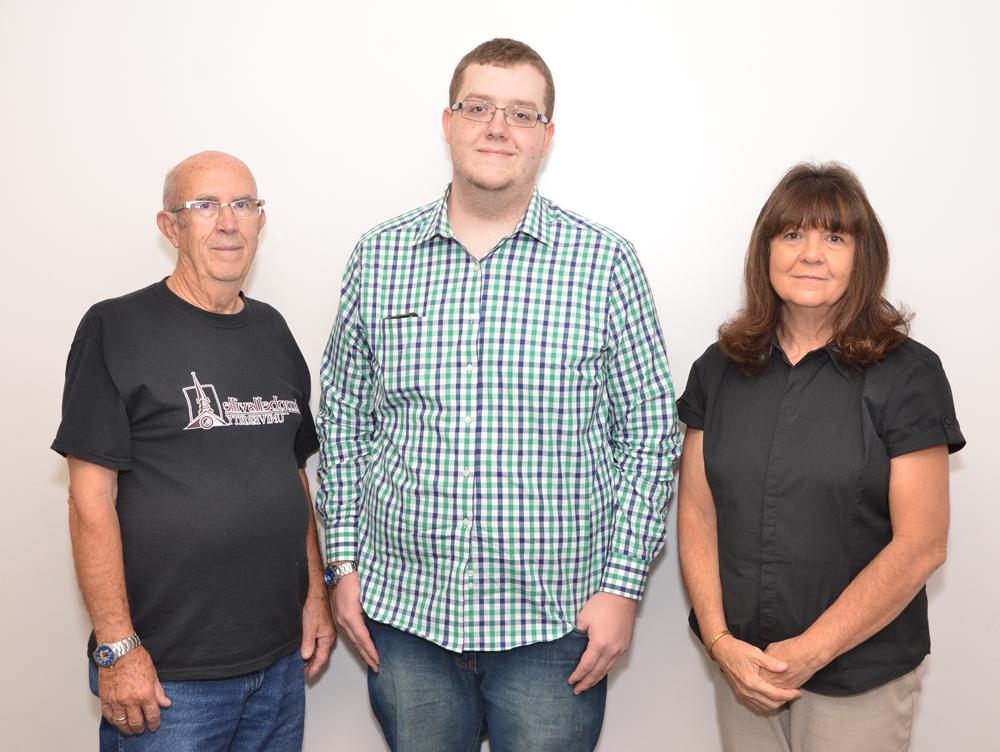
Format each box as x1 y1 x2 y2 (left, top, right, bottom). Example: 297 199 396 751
769 227 856 317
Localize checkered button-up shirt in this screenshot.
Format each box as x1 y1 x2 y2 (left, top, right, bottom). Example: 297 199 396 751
317 188 679 652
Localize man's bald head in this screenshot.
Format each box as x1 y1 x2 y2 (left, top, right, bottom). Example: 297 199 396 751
156 150 265 303
162 151 258 210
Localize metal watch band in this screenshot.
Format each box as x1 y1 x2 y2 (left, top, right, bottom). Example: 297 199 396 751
111 633 142 659
93 633 141 667
325 561 358 588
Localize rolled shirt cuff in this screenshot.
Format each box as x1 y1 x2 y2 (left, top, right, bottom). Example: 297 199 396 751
324 526 359 564
599 553 649 600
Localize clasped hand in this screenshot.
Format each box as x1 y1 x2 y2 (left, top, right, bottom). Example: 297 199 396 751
713 635 799 713
715 632 827 712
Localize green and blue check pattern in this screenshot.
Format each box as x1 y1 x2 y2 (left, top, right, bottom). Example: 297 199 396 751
317 188 679 652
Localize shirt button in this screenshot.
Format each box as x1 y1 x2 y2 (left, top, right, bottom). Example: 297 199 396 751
465 363 474 374
462 467 472 478
464 415 473 425
462 518 472 529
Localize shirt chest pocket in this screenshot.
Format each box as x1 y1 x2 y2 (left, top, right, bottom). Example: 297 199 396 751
378 314 427 400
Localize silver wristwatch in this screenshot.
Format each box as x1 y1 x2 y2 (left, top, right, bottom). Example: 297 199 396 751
92 633 141 668
324 561 359 588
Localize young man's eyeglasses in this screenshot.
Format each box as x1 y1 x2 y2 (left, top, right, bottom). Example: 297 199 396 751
451 99 549 128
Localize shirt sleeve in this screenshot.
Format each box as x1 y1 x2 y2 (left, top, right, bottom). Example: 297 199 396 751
881 349 966 458
51 312 132 470
293 350 320 467
315 247 378 563
677 349 709 430
599 243 681 600
295 406 320 467
264 309 321 468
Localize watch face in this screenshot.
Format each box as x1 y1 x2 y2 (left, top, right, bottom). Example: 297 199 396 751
323 567 335 587
93 645 115 667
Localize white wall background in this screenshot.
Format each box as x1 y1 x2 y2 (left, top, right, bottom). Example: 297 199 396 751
2 0 997 749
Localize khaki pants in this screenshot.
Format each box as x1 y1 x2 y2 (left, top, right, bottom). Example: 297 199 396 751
713 662 924 752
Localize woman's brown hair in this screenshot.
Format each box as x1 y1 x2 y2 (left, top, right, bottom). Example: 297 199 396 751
719 162 910 375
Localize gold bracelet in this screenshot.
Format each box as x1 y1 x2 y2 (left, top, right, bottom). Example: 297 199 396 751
707 629 731 660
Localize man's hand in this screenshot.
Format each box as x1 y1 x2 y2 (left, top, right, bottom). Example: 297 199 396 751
712 635 801 712
329 571 380 672
761 634 826 691
301 590 336 679
98 647 171 735
567 591 638 695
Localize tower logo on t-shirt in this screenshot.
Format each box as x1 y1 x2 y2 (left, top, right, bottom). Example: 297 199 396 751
183 371 230 430
181 371 302 431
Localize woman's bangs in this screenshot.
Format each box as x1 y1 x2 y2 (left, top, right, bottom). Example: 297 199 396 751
766 181 866 237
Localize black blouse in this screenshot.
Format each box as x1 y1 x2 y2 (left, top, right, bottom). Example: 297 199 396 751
678 338 965 695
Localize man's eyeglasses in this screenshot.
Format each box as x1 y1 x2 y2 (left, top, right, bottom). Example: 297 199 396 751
451 99 549 128
167 198 265 221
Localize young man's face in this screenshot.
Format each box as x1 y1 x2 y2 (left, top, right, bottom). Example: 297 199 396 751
443 63 554 198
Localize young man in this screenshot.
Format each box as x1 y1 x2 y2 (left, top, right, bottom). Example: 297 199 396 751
317 40 678 752
54 152 333 751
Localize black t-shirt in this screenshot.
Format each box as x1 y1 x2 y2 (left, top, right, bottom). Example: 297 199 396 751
677 338 965 695
53 281 320 680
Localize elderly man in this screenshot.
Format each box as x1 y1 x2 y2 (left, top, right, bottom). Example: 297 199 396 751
53 151 333 751
317 39 679 751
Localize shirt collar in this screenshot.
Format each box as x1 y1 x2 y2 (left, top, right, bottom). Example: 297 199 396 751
770 336 853 379
515 188 553 247
825 347 854 379
414 187 455 245
415 185 553 248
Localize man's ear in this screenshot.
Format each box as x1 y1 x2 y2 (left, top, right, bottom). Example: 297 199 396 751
442 107 454 145
156 211 180 248
541 120 555 157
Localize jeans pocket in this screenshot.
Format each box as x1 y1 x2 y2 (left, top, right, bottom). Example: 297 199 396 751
88 660 99 696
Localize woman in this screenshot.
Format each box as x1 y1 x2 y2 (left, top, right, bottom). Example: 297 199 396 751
677 163 965 752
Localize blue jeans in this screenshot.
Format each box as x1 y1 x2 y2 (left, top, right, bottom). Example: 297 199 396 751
88 651 305 751
367 619 607 752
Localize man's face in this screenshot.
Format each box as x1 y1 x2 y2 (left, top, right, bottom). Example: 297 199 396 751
443 63 554 197
158 157 265 287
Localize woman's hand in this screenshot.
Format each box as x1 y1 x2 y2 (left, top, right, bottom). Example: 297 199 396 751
713 635 801 713
761 635 826 690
